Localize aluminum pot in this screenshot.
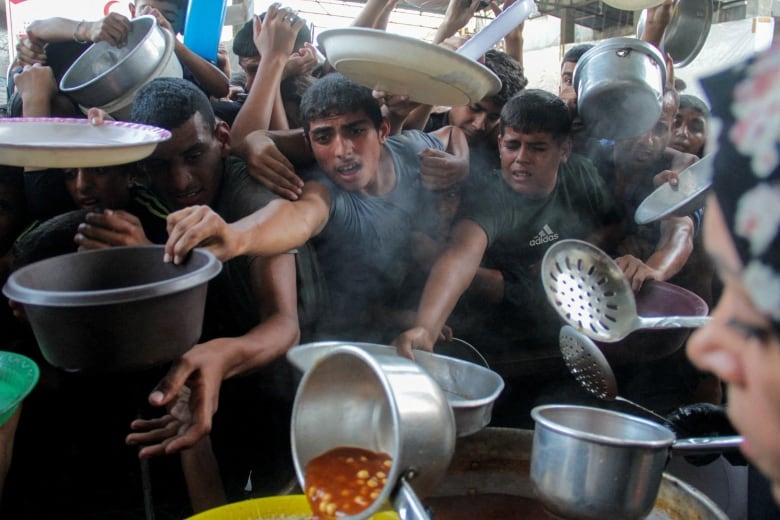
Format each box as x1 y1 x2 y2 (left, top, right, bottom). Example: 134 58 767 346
2 245 221 372
530 405 740 520
574 37 667 141
427 427 728 519
291 345 456 519
60 16 169 107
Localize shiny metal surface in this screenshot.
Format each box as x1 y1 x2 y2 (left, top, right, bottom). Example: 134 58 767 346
531 405 739 520
60 16 169 107
531 405 675 520
2 245 221 372
287 341 504 437
541 239 710 343
637 0 713 67
574 37 666 140
635 153 714 225
432 426 729 520
291 346 455 519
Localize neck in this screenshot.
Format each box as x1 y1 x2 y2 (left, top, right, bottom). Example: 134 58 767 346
362 146 396 196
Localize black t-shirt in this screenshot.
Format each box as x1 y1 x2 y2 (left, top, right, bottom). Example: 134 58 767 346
455 153 619 355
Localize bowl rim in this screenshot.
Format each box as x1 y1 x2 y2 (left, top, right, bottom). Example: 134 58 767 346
2 245 222 307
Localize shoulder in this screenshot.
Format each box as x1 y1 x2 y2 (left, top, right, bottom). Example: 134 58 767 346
218 157 280 219
389 130 445 153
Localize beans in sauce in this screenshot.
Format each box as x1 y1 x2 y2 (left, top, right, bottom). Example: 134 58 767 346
304 446 392 519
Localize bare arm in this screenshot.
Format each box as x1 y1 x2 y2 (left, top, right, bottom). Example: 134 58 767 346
640 0 674 50
164 181 331 264
392 219 488 357
128 252 300 456
142 6 229 99
352 0 399 29
434 0 482 44
232 8 303 141
616 216 694 291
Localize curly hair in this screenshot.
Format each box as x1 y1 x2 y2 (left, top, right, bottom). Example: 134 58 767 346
299 73 382 133
130 77 215 131
483 49 527 107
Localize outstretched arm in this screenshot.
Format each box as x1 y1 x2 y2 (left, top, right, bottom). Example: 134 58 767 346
393 219 488 358
164 181 331 264
127 252 300 456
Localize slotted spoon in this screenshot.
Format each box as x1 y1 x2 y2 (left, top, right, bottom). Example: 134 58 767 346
558 325 675 427
541 239 710 343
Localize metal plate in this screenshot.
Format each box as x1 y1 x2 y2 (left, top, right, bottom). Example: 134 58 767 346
0 118 171 168
317 27 501 107
287 341 504 437
634 154 714 225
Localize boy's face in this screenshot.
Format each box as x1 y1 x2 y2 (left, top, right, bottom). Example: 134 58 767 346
141 112 229 210
306 111 389 194
498 126 570 200
130 0 186 34
64 167 133 210
448 98 502 147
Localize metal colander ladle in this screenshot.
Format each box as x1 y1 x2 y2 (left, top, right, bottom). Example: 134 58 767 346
541 239 710 343
558 325 675 428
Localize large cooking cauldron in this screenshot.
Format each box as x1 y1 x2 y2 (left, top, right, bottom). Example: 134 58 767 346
2 246 221 372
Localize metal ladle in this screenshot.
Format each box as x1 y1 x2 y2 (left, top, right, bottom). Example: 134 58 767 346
558 325 743 453
541 239 710 343
558 325 675 427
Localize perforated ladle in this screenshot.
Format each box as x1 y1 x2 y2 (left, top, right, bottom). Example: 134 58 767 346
558 325 743 453
542 239 710 343
558 325 675 427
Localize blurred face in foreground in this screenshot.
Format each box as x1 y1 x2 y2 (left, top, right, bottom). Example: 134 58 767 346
687 195 780 504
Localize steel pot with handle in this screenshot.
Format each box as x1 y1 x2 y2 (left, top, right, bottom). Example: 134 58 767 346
291 345 456 519
530 404 740 520
574 37 667 141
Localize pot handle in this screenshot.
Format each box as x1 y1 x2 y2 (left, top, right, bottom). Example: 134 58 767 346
392 475 431 520
671 435 743 455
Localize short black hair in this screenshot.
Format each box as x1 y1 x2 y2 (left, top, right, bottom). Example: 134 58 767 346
299 73 383 134
232 15 312 58
130 77 215 130
562 44 594 67
500 89 572 144
483 49 527 107
679 94 710 117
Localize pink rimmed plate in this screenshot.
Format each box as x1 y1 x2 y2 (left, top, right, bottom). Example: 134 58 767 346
0 117 171 168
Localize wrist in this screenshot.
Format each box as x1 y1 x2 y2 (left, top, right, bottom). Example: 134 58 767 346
73 20 89 44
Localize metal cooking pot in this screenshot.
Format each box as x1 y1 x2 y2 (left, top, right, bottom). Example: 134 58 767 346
574 37 667 141
637 0 713 67
428 427 728 519
291 345 456 519
60 16 169 107
2 245 221 372
530 405 740 520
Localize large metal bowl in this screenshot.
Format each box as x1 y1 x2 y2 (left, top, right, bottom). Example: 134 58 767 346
635 153 714 225
637 0 713 67
59 16 169 108
2 246 222 373
287 341 504 437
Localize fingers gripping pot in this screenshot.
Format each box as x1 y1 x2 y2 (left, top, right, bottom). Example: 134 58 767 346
291 346 456 519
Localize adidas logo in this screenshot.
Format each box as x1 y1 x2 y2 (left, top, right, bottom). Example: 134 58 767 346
529 224 559 246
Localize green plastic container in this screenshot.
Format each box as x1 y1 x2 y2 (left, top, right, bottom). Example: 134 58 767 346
0 352 40 426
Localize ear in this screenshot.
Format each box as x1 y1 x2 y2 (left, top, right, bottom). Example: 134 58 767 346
378 118 391 144
214 120 232 157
